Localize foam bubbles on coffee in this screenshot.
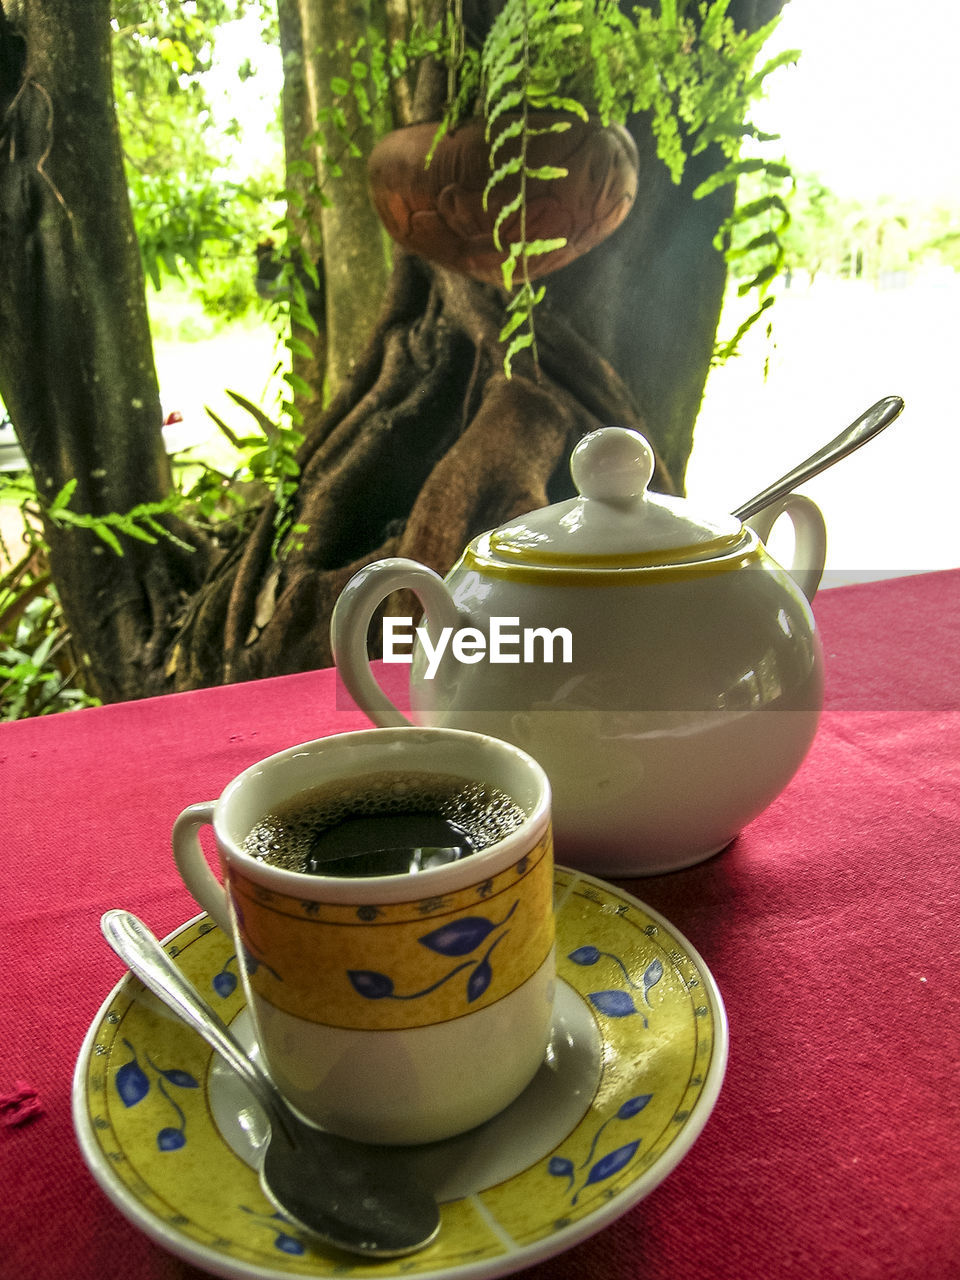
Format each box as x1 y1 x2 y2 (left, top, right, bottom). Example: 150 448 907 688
242 770 526 877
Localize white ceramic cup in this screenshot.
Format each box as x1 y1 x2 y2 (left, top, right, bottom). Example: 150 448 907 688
172 726 555 1145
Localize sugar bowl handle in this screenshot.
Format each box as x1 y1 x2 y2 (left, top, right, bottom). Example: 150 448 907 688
746 494 827 603
331 557 462 725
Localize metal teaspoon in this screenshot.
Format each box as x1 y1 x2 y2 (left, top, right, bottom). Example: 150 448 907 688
100 909 440 1259
731 394 904 521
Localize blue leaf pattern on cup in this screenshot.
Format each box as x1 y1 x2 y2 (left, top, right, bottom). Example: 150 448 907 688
616 1094 653 1119
274 1232 307 1255
467 957 493 1003
419 901 517 957
347 970 397 999
240 941 283 983
348 902 517 1007
570 945 664 1002
553 933 665 1200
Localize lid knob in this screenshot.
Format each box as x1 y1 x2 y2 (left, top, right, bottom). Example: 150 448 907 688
571 427 654 503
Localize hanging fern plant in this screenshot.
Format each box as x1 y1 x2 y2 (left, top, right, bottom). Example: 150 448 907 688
316 0 798 373
470 0 798 369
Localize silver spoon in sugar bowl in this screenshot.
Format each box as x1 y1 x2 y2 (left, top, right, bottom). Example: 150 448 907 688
731 394 904 521
101 909 441 1259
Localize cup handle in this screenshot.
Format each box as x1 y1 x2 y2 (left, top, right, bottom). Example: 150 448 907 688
171 801 232 933
331 557 462 726
746 493 827 603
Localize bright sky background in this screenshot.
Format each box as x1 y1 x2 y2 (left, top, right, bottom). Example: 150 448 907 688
754 0 960 203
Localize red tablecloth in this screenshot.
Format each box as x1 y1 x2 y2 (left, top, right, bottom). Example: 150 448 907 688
2 569 958 1280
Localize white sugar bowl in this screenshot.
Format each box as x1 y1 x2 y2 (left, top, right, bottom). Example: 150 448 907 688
332 427 826 876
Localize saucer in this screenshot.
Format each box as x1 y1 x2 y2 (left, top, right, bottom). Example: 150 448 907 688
73 868 728 1279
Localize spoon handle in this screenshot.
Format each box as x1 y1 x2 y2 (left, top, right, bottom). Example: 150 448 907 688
101 909 282 1126
732 395 904 522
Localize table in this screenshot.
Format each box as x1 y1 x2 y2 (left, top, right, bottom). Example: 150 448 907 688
2 569 958 1280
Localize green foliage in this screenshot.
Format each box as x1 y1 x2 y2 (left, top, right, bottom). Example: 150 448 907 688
0 390 313 718
297 15 454 200
318 0 798 372
924 212 960 271
192 258 262 321
0 508 101 719
1 475 195 558
0 591 101 720
471 0 798 368
130 171 246 291
710 165 793 362
112 0 283 297
204 390 308 559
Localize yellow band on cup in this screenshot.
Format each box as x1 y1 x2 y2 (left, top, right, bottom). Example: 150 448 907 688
227 828 555 1031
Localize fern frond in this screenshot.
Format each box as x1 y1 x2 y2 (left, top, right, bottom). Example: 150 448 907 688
491 192 523 248
487 116 525 167
484 156 523 212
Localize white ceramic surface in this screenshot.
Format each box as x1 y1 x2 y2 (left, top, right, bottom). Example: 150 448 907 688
331 427 827 875
171 726 555 1144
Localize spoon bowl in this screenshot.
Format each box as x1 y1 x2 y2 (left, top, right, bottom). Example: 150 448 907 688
100 909 440 1259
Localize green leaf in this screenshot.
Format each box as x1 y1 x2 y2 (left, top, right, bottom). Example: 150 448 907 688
48 478 78 514
714 295 776 362
736 262 779 296
523 165 569 182
330 76 350 95
283 371 314 398
483 156 522 209
500 245 522 293
488 116 525 165
499 307 529 343
734 194 791 224
726 229 781 259
491 193 523 248
286 337 315 360
521 237 568 258
503 329 534 378
91 525 124 556
745 48 801 96
524 96 587 121
485 87 526 137
118 521 158 545
693 158 768 200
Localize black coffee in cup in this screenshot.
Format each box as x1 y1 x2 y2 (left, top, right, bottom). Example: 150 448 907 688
242 769 526 877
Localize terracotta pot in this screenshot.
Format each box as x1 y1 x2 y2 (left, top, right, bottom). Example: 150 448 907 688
367 113 639 284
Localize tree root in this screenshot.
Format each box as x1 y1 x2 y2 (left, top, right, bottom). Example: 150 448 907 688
167 254 675 692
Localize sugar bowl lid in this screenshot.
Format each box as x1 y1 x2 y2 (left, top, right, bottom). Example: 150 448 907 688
486 427 745 567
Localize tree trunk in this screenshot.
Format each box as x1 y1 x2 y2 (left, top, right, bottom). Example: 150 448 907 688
299 0 392 395
167 252 677 688
544 118 735 490
0 0 210 702
276 0 328 396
